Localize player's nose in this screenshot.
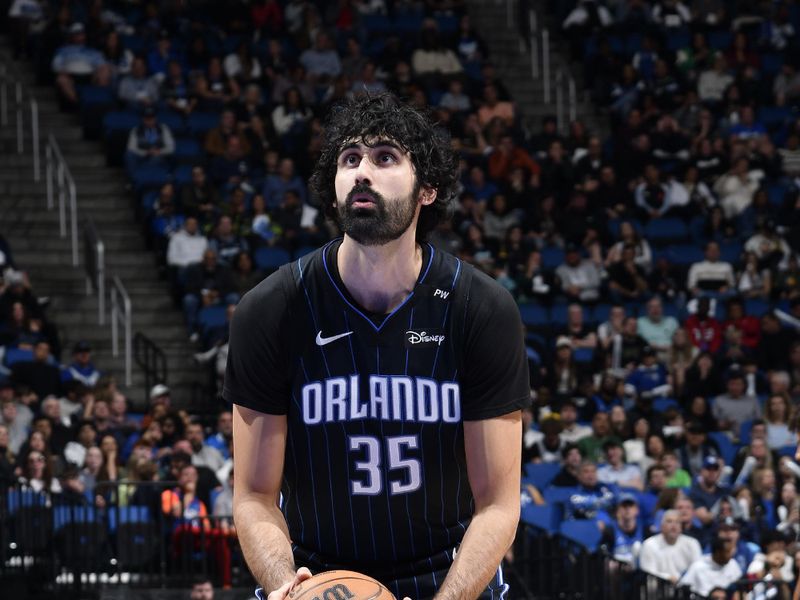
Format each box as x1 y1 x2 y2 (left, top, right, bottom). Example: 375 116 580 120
354 156 373 185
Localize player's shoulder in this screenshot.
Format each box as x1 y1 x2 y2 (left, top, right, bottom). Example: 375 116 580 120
238 244 327 311
459 258 519 313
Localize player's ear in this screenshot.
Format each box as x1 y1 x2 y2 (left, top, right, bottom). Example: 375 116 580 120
419 186 437 206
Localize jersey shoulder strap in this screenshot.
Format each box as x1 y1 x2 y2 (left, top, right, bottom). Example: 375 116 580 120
447 257 475 378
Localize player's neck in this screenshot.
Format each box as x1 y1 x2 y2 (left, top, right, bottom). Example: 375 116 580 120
338 230 422 315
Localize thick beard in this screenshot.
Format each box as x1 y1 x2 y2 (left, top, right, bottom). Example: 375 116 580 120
337 181 419 246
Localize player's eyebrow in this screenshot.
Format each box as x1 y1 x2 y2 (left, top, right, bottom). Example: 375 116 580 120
338 139 406 155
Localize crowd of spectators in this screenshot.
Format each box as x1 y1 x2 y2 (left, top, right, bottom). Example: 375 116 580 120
4 0 800 596
516 0 800 597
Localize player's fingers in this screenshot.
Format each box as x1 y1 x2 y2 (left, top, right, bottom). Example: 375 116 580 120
795 446 800 462
267 580 293 600
295 567 313 584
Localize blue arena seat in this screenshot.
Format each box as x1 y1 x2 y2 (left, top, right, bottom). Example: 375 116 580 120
173 164 194 187
744 298 771 317
187 112 220 137
3 347 33 366
667 244 705 267
254 246 291 272
521 503 559 535
107 505 151 533
543 486 579 506
518 303 549 328
174 137 202 165
198 305 228 336
361 14 392 34
103 110 140 138
653 397 679 413
293 245 317 260
758 107 792 131
156 111 186 136
708 30 732 50
131 164 171 193
524 462 562 490
707 431 736 466
559 520 602 552
541 246 565 271
719 241 743 265
644 217 689 246
590 303 611 325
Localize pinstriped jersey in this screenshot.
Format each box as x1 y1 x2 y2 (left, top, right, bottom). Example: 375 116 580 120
224 240 530 584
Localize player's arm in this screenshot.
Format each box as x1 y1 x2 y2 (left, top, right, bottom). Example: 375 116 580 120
233 404 311 598
433 411 522 600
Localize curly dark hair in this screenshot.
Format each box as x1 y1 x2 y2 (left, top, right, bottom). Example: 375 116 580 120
308 93 459 241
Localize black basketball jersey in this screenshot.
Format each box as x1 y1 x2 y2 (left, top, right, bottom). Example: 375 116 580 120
224 240 530 592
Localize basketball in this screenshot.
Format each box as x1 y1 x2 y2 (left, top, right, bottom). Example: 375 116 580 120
289 570 396 600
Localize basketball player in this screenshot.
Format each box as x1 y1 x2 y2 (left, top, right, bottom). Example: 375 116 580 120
226 94 530 600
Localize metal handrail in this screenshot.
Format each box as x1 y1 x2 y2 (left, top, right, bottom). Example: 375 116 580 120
0 66 40 179
83 219 105 325
556 70 564 133
31 98 40 181
529 9 539 78
542 28 551 103
15 81 22 153
110 275 132 387
45 134 78 266
0 63 7 127
134 332 168 409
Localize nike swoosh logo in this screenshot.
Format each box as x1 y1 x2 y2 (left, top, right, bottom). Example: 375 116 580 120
315 330 353 346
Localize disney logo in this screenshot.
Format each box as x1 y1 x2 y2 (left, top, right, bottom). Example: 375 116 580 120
406 330 446 346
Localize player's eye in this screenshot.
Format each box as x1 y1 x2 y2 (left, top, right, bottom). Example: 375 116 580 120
377 152 397 164
340 153 360 166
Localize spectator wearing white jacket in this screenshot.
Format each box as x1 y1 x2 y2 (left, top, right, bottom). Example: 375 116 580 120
167 217 208 271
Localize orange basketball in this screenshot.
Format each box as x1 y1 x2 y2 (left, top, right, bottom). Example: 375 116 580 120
289 570 396 600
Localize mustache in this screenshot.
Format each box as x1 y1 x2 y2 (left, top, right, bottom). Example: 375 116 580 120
345 183 384 207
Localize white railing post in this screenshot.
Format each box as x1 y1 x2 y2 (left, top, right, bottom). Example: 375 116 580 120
111 285 118 357
57 161 66 237
69 179 78 266
542 29 551 103
0 65 7 127
97 241 105 325
568 76 577 124
15 82 23 154
556 70 564 133
46 142 53 209
110 276 132 387
529 10 539 79
31 99 40 181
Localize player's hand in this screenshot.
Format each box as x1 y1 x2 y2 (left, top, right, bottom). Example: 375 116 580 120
268 567 312 600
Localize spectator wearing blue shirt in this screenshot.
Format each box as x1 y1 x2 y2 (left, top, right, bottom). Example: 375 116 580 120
565 460 618 522
51 23 107 107
147 30 181 81
462 165 499 203
61 341 101 388
689 456 730 528
601 493 644 564
625 346 671 398
728 106 767 140
262 157 307 209
205 410 232 460
300 31 342 86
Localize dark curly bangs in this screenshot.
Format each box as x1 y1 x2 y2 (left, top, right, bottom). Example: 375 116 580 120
308 93 459 241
